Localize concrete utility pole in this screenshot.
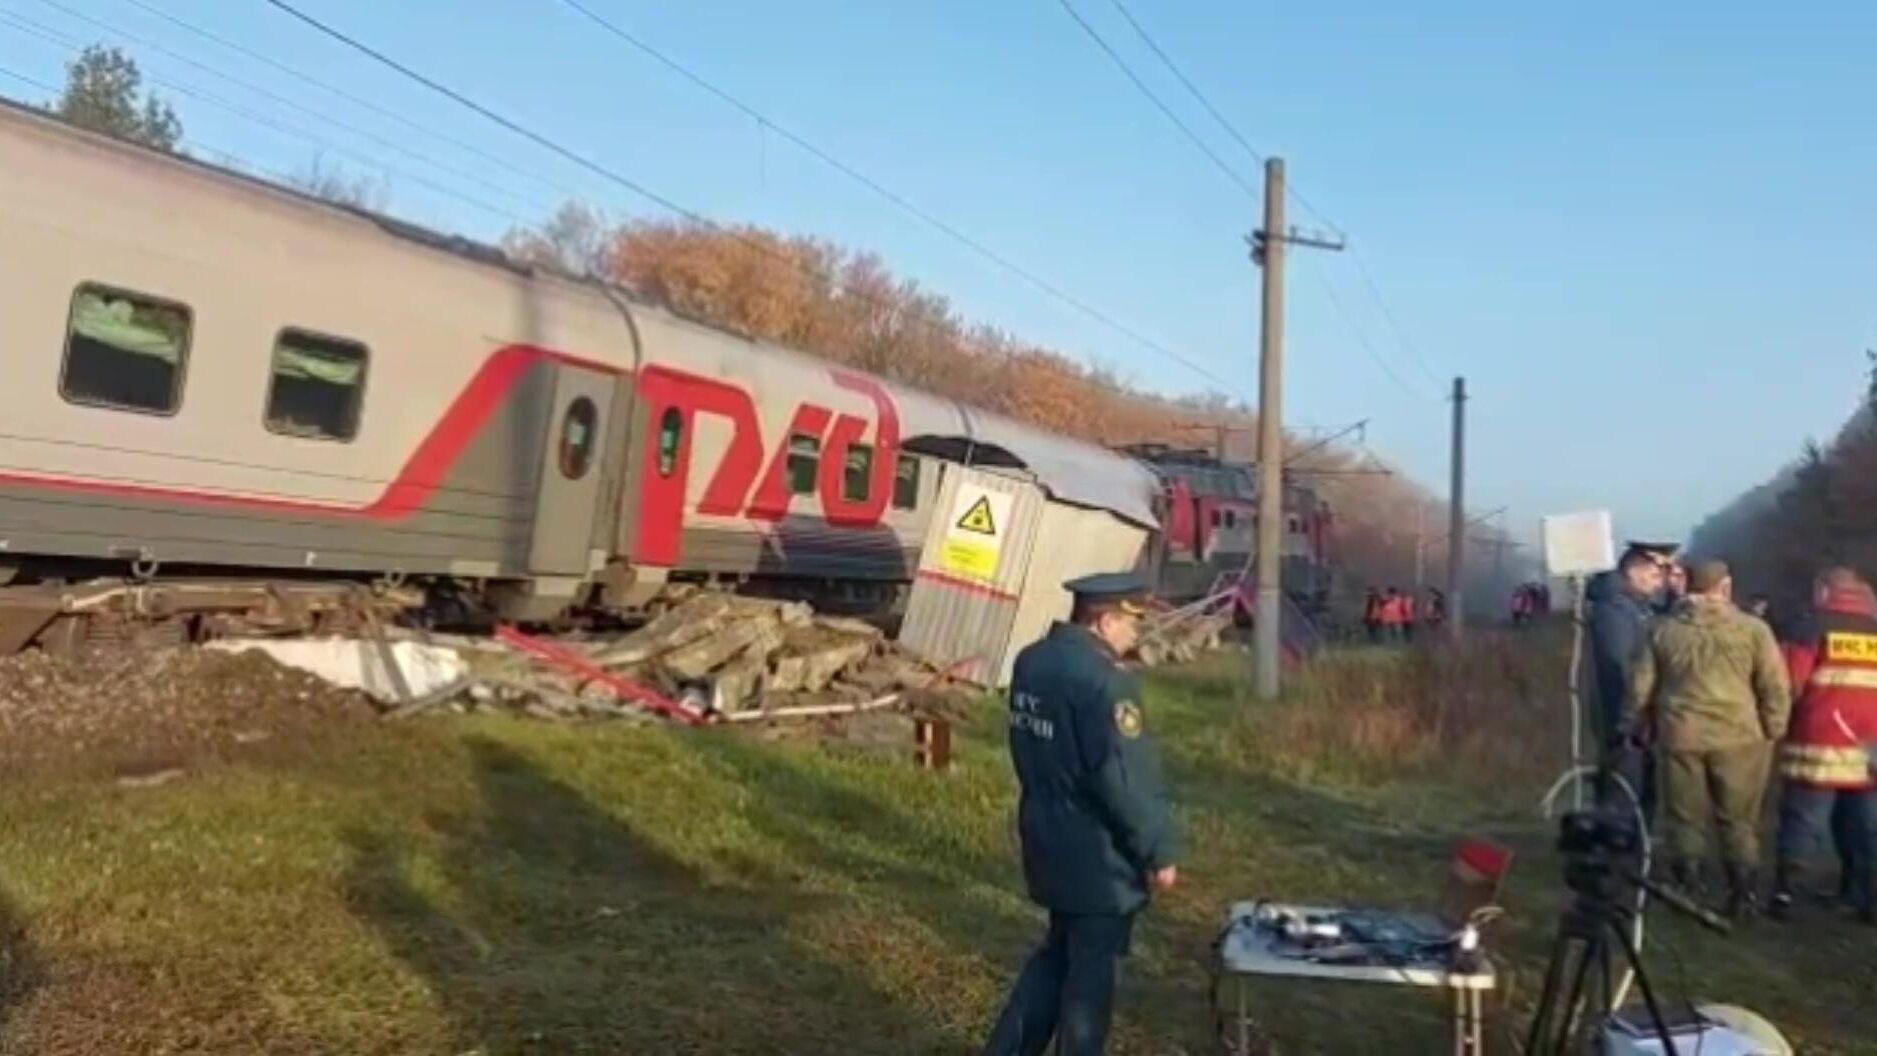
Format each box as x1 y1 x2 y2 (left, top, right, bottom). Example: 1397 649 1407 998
1446 376 1468 641
1413 503 1426 592
1252 159 1288 701
1249 158 1343 699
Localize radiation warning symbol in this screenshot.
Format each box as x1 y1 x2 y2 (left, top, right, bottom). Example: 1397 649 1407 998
955 496 997 535
939 484 1012 581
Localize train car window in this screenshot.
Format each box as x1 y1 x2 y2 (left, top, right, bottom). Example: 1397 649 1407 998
558 397 598 480
1210 509 1223 528
892 454 920 510
843 444 872 502
787 435 820 495
656 407 683 477
265 329 367 441
61 284 191 415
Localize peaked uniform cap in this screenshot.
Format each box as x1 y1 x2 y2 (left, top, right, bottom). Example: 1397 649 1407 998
1064 572 1153 615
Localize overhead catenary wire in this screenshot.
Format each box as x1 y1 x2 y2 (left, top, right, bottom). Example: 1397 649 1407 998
0 61 54 93
1093 0 1448 390
0 58 307 184
553 0 1237 392
1348 249 1444 389
253 0 1237 393
8 0 553 214
1052 0 1257 198
0 10 543 226
1309 257 1439 401
1100 0 1334 240
112 0 580 200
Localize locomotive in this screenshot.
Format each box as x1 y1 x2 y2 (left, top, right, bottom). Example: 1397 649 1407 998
1125 444 1335 620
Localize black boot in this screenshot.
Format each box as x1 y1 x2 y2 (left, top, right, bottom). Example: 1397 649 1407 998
1854 871 1876 927
1770 860 1800 922
1665 857 1698 895
1724 863 1761 920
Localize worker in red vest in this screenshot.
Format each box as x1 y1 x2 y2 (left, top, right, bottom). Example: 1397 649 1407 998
1383 587 1409 643
1402 591 1419 643
1362 588 1384 643
1771 566 1877 924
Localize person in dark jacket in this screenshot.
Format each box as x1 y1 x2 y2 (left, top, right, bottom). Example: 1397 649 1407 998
1587 548 1666 748
983 572 1179 1056
1585 546 1667 816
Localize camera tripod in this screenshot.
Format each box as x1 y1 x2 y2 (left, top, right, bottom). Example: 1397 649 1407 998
1524 844 1731 1055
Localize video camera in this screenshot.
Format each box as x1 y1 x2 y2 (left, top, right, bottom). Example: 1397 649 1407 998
1556 806 1642 859
1555 806 1647 909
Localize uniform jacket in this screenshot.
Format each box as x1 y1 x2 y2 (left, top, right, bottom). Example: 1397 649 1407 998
1779 588 1877 789
1627 597 1791 752
1585 571 1656 746
1007 621 1178 916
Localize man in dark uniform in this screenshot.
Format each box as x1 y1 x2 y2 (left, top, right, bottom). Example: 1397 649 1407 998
983 572 1179 1056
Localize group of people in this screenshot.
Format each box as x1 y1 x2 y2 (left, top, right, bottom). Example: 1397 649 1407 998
975 541 1877 1055
1588 541 1877 923
1360 585 1446 642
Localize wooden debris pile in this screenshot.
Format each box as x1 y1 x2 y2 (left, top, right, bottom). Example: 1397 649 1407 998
1136 608 1233 667
386 592 976 725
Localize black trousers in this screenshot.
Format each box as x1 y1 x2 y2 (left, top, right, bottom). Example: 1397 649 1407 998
983 911 1136 1056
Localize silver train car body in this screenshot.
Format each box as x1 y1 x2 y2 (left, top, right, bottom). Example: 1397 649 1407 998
0 100 1156 647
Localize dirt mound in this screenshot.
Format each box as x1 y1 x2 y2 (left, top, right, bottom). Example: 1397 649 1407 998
0 647 375 777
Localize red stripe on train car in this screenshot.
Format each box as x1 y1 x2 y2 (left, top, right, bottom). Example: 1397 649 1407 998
0 344 622 520
913 568 1022 602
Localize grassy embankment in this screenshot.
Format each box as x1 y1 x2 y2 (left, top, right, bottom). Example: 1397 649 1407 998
0 630 1870 1054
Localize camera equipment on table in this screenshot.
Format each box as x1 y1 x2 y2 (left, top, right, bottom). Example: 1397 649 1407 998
1246 904 1487 976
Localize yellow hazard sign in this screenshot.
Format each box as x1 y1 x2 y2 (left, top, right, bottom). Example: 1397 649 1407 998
940 484 1012 581
955 495 997 535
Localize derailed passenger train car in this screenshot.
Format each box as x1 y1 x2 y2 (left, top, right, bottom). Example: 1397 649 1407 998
0 99 1157 650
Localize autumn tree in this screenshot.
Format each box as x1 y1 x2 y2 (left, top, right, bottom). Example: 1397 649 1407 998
53 45 181 151
502 201 616 277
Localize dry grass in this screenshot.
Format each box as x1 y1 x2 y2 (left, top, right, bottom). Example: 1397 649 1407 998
0 633 1868 1054
1195 627 1574 797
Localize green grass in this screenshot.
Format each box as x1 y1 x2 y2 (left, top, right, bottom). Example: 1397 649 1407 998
0 640 1870 1054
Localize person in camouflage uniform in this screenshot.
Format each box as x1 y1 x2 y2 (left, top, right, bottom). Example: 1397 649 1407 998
1627 559 1791 917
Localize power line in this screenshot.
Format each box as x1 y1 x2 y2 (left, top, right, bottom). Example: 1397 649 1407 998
1098 0 1331 232
12 0 551 213
552 0 1233 392
113 0 576 199
0 63 55 93
0 10 541 225
256 0 1238 392
1309 256 1438 402
0 59 286 174
1052 0 1257 198
1093 0 1448 390
1348 249 1443 388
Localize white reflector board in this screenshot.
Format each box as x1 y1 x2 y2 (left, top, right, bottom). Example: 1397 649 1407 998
1542 510 1615 578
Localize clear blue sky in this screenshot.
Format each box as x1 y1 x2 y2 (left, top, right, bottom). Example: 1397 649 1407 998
4 0 1872 551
